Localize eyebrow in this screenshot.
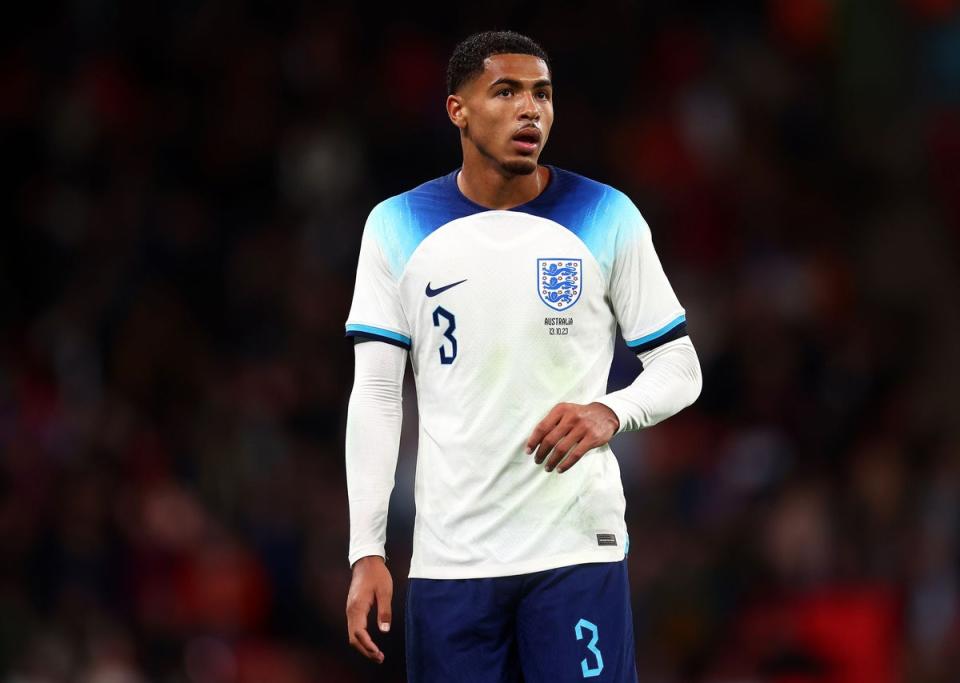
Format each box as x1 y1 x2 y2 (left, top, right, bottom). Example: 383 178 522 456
488 77 553 90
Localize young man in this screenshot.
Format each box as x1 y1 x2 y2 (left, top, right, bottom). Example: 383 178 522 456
344 31 702 682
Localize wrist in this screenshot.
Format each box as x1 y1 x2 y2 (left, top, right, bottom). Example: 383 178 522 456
590 401 621 435
352 555 386 571
591 402 620 432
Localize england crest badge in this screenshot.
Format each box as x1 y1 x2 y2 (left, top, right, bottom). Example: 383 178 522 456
537 258 582 311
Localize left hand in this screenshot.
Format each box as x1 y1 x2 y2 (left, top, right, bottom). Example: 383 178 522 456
524 402 620 473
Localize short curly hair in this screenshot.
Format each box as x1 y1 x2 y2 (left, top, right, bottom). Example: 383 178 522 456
446 30 551 95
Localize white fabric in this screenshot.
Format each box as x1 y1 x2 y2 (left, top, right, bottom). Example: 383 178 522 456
596 337 702 433
344 167 700 578
346 212 411 342
610 218 686 344
344 333 703 571
345 341 407 567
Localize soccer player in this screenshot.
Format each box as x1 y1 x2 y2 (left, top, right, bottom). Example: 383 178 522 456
344 30 702 682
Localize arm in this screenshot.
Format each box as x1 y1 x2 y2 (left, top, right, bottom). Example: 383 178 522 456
596 336 702 433
526 193 702 472
525 336 702 473
344 340 406 664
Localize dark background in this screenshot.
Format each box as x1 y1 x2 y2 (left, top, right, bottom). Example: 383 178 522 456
2 1 959 681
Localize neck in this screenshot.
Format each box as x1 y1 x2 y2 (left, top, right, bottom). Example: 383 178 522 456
457 153 549 210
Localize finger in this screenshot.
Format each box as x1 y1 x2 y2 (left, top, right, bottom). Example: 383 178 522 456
346 599 382 661
350 626 384 663
375 584 393 632
544 429 586 472
533 421 570 464
555 437 597 473
525 404 566 454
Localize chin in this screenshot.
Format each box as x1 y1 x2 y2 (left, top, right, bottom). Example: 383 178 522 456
500 157 538 176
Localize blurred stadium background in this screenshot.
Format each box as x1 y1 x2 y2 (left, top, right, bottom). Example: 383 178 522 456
3 1 960 681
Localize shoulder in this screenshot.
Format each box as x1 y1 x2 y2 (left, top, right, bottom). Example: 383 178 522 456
538 168 648 274
363 170 472 276
550 167 637 212
365 171 463 241
543 167 647 237
367 171 458 227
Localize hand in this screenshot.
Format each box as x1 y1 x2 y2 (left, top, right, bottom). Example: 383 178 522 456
525 402 620 473
345 555 393 663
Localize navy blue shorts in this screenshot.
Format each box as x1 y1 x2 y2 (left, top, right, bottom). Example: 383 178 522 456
405 560 638 682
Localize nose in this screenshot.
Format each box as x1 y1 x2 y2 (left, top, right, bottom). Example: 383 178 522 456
518 91 540 120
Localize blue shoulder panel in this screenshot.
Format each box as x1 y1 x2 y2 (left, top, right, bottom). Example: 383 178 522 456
369 172 482 277
369 166 643 278
511 167 646 278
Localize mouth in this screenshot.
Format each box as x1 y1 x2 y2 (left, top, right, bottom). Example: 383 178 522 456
511 127 542 154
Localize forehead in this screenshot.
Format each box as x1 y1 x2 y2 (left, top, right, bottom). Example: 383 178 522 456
477 53 550 85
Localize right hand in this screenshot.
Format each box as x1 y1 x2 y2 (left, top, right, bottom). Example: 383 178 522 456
345 555 393 663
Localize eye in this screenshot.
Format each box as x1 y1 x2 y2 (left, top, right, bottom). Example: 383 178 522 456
497 88 512 97
536 91 550 100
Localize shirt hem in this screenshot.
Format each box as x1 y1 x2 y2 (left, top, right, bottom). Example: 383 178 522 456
407 548 626 579
622 309 686 347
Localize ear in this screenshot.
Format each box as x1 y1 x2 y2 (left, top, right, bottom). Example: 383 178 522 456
446 94 467 130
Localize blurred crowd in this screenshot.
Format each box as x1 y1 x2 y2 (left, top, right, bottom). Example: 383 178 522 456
2 1 959 682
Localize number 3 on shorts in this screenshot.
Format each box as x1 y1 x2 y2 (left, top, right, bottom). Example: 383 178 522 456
574 618 604 678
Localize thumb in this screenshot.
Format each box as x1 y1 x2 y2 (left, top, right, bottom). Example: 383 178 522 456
376 584 393 633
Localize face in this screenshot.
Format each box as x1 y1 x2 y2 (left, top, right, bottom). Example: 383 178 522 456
448 53 554 176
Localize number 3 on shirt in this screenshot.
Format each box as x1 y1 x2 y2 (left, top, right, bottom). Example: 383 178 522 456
432 306 457 365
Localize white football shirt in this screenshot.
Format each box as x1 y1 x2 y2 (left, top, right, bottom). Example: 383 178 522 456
345 166 688 579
